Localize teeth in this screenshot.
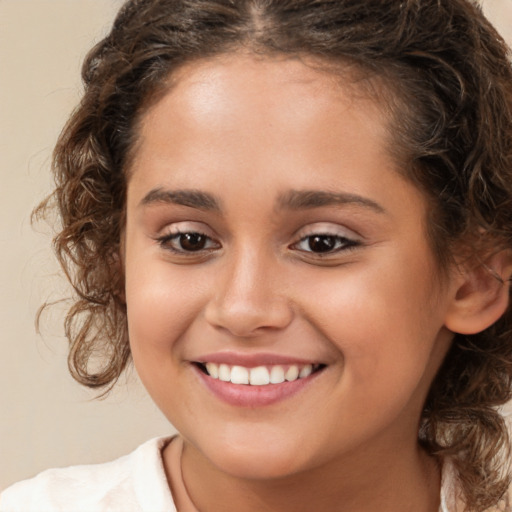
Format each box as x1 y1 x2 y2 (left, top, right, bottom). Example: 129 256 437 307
205 362 219 379
269 366 285 384
299 364 313 378
249 366 270 386
201 362 319 385
285 365 299 381
231 366 249 385
218 364 231 382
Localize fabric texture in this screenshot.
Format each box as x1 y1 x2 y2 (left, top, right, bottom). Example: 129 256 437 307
0 436 465 512
0 437 176 512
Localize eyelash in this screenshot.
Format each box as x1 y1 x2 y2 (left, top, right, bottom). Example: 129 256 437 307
156 230 220 254
156 230 360 257
291 233 360 255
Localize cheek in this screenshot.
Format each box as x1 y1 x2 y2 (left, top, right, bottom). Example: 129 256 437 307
298 274 447 445
124 260 213 416
125 257 208 359
298 253 445 384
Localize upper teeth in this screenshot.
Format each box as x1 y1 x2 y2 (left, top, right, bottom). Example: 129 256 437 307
203 363 316 386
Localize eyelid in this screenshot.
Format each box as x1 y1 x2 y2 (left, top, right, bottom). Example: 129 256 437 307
157 221 214 238
293 222 361 242
289 222 363 258
154 221 221 254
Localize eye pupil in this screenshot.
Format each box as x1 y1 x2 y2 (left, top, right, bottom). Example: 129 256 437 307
180 233 206 251
308 235 336 253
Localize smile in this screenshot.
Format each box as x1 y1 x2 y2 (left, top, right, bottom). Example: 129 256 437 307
192 354 327 407
197 362 323 386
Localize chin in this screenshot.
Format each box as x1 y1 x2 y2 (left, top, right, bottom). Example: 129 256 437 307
213 448 308 481
195 428 317 481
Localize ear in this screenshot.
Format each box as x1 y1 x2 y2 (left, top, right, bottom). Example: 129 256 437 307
444 250 512 335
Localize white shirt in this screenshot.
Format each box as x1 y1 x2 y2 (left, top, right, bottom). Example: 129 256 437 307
0 438 176 512
0 436 462 512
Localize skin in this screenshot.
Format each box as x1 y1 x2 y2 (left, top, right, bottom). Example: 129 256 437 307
123 54 464 512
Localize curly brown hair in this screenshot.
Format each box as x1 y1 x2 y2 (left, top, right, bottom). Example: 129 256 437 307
41 0 512 509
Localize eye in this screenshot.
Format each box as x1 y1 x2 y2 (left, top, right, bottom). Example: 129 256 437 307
292 233 359 254
157 230 220 253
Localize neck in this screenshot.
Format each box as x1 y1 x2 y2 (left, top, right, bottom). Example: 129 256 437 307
165 435 441 512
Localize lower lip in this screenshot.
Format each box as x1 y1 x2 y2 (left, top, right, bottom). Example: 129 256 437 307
193 365 323 407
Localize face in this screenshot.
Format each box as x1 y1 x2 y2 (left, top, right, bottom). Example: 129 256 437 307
124 54 456 480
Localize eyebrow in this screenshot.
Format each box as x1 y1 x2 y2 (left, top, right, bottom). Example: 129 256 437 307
139 187 385 214
140 188 221 211
277 190 385 213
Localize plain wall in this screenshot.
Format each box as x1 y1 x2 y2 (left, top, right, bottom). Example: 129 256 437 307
0 0 511 490
0 0 172 490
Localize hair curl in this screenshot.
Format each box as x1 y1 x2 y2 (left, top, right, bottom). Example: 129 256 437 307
41 1 512 509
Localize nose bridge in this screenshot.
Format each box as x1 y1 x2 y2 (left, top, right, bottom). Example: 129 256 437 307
205 242 293 336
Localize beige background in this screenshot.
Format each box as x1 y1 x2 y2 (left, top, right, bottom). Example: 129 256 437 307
0 0 511 490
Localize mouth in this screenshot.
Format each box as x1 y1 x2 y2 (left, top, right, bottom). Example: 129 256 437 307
194 361 326 386
191 353 328 407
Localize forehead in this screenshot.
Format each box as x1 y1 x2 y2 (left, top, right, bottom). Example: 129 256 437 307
132 53 395 176
166 53 356 112
127 53 427 232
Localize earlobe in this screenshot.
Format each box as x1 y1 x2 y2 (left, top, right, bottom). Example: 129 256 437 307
444 250 512 335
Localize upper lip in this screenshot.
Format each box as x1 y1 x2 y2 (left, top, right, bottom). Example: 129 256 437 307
192 352 324 367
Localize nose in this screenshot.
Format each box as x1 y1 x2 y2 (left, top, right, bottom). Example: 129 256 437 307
204 249 294 338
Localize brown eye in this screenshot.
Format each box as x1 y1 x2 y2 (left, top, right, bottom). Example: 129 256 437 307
179 233 207 251
292 233 359 255
157 231 220 254
307 235 337 253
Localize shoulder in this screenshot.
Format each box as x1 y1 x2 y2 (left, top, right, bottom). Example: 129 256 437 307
0 437 176 512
